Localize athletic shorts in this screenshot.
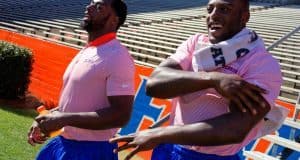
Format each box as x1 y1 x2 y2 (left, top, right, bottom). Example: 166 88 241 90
151 144 240 160
36 136 118 160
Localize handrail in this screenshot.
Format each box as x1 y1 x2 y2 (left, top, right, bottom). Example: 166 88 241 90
149 114 170 129
294 92 300 121
267 26 300 51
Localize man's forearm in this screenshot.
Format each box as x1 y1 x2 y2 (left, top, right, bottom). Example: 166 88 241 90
62 107 130 130
155 103 270 146
49 107 59 113
157 114 247 146
146 67 216 98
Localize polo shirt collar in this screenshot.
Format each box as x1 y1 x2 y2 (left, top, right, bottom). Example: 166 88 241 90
86 32 116 47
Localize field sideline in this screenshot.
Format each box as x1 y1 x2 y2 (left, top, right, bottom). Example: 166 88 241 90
0 106 143 160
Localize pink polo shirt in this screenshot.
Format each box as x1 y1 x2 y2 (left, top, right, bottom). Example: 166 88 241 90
169 33 283 155
58 33 135 141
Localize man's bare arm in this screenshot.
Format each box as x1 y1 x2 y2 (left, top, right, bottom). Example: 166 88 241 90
36 95 134 133
155 100 270 146
146 58 267 114
146 59 217 99
110 97 270 159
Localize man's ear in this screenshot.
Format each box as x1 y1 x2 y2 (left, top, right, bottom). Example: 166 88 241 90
112 16 119 29
241 11 250 24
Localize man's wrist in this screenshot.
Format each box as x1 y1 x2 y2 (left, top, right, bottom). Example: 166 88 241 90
157 125 182 144
49 107 59 113
59 112 74 128
199 72 218 88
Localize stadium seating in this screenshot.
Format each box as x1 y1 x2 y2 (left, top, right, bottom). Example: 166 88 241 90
0 0 299 159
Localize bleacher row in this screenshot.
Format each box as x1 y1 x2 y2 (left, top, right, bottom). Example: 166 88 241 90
0 0 299 159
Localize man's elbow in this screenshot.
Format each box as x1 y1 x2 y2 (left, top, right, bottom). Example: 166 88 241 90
231 114 271 144
146 81 170 99
115 113 131 127
231 128 249 144
145 75 163 98
117 119 130 127
216 126 248 144
145 78 157 97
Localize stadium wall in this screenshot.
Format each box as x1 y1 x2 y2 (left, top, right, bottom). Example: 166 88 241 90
251 0 300 4
0 29 298 159
282 0 300 4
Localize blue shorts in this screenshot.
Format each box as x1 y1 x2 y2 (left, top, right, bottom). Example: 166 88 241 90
151 144 240 160
36 136 118 160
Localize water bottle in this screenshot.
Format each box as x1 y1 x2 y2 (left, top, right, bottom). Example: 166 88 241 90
37 105 62 137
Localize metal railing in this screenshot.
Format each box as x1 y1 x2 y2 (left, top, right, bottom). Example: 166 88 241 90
267 26 300 51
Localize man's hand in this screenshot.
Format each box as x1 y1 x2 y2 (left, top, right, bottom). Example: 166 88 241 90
35 111 66 136
27 121 48 146
211 72 268 115
109 128 163 160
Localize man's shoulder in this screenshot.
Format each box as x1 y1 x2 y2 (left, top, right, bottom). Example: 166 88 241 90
180 33 209 52
246 49 281 73
105 40 134 66
187 33 208 42
97 39 129 54
253 49 278 64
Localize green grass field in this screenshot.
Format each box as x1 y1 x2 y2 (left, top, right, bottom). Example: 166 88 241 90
0 106 41 160
0 106 143 160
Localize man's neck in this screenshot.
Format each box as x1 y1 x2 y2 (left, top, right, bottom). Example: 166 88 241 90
88 29 116 42
209 27 246 44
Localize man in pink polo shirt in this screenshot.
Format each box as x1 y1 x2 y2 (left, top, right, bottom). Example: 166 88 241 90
27 0 134 159
110 0 284 159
